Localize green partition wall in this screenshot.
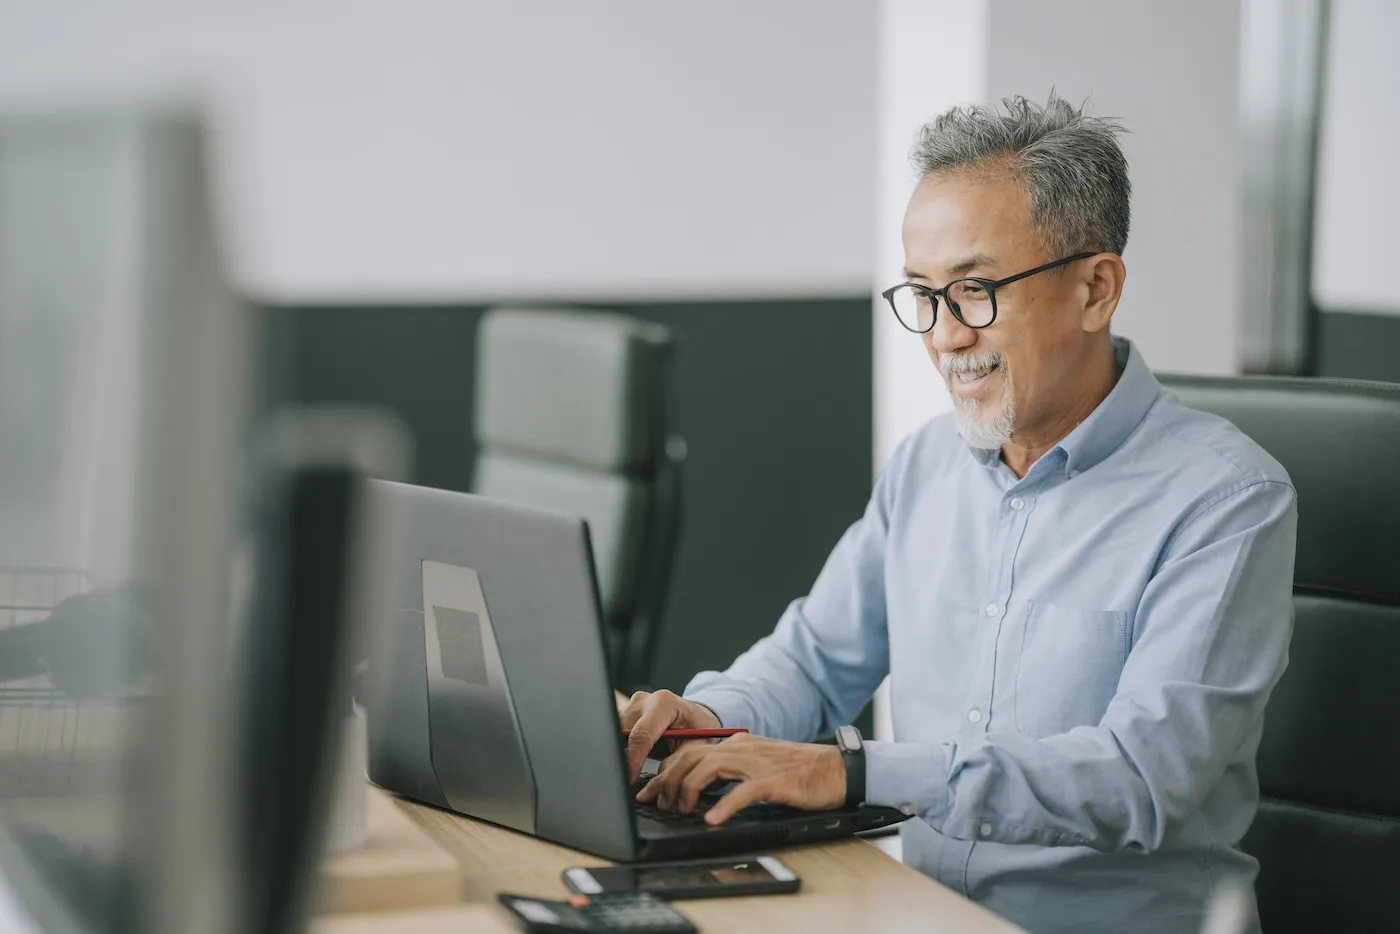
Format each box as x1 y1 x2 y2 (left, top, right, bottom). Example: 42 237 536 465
258 298 875 704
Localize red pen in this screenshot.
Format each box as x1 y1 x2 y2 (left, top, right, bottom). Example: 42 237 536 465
621 728 749 739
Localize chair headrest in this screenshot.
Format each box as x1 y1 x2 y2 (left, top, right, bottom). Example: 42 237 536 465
1160 374 1400 603
475 308 673 474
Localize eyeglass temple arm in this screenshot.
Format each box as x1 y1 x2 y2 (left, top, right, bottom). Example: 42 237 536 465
989 251 1100 288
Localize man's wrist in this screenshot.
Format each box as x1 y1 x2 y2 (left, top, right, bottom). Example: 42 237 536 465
824 746 848 809
693 701 723 729
681 690 754 734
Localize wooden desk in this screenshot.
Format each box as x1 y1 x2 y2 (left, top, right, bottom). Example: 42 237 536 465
316 786 460 914
317 693 1023 931
394 796 1026 933
311 906 513 934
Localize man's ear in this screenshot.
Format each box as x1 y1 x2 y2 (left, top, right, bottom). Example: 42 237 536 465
1082 253 1126 334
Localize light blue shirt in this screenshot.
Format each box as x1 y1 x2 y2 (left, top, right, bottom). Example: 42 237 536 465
686 338 1297 934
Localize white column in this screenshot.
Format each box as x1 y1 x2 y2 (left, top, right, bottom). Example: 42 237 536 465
873 1 989 744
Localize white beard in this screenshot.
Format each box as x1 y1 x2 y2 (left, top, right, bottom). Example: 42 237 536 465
940 352 1015 450
952 390 1014 449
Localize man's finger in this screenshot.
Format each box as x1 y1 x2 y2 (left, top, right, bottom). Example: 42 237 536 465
625 732 657 783
704 779 767 826
647 743 709 809
634 744 689 803
653 745 706 809
618 691 650 730
677 753 738 813
625 704 676 782
635 754 680 803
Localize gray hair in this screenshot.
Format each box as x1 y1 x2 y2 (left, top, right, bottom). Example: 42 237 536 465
911 92 1131 258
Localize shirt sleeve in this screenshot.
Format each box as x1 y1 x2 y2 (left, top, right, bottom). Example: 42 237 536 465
863 478 1297 852
681 436 916 743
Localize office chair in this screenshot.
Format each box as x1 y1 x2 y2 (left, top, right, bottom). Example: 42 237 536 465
1160 373 1400 934
472 307 684 692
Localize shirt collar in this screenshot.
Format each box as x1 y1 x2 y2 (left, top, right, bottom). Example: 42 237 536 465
964 336 1162 477
1054 336 1161 477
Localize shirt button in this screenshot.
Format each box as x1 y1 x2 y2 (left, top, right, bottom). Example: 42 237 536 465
1069 469 1081 479
980 822 993 838
1009 497 1024 511
899 803 915 816
984 603 999 617
967 708 983 723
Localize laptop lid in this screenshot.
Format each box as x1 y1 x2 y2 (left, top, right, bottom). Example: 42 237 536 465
364 481 640 861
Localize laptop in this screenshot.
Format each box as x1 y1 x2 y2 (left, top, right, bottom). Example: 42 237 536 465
361 480 909 861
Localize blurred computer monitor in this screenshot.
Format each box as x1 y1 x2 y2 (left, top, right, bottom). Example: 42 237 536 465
0 99 249 934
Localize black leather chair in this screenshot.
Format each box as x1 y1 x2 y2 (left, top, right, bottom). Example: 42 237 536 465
1160 374 1400 934
471 307 685 692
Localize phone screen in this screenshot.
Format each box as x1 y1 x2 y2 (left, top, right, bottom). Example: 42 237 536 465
571 856 794 895
633 860 777 891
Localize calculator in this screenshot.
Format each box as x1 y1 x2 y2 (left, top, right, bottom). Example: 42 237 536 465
498 891 698 934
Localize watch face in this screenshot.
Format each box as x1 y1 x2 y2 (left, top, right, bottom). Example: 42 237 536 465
837 725 861 752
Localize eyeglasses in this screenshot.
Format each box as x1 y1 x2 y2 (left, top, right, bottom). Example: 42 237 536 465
882 252 1098 333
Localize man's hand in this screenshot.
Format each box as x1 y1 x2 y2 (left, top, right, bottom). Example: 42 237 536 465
634 733 845 826
619 689 722 783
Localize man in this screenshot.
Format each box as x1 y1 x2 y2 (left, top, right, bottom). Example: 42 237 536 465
621 93 1296 934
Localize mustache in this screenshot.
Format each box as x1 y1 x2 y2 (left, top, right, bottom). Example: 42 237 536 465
938 352 1006 378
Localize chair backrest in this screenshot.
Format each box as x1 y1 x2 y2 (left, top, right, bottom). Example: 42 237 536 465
1159 373 1400 934
472 307 682 690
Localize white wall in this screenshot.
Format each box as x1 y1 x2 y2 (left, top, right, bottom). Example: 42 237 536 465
1312 0 1400 316
987 0 1244 377
0 1 876 303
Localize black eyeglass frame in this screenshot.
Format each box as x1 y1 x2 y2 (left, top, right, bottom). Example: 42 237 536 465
882 251 1100 333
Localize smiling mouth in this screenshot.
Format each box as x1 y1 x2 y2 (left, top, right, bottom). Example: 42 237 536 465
951 361 1001 389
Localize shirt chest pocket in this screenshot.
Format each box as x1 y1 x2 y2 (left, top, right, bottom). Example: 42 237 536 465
1008 601 1130 737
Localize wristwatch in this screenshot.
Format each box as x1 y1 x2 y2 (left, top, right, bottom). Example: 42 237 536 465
834 725 866 809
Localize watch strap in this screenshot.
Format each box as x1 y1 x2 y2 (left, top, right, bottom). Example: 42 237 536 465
837 726 865 809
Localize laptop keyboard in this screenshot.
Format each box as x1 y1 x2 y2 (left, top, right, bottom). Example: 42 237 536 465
630 778 805 826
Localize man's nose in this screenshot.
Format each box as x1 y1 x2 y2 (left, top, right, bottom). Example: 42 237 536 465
929 304 978 355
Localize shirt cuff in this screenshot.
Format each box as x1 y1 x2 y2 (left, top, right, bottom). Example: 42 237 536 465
863 740 952 824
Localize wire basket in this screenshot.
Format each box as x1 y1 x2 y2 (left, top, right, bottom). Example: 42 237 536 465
0 568 134 798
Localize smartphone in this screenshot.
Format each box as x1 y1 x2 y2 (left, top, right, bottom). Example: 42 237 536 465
563 855 800 900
